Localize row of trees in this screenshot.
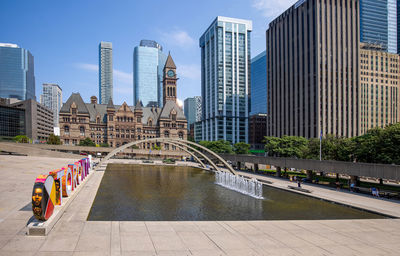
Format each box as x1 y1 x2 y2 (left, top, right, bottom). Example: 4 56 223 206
264 123 400 165
198 140 251 154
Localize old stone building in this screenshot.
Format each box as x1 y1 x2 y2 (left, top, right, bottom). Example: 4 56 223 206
59 54 187 149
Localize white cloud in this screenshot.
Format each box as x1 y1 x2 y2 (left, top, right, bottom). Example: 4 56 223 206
75 63 98 72
177 63 201 80
114 69 133 85
75 62 132 85
161 29 196 48
252 0 298 19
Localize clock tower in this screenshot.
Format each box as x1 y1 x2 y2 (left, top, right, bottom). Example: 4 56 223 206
163 53 178 105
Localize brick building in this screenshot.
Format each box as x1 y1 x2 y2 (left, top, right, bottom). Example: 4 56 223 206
59 54 187 149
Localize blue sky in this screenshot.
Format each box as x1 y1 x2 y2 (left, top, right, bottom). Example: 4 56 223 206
0 0 296 105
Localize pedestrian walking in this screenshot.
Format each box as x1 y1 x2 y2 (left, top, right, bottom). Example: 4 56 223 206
336 181 340 190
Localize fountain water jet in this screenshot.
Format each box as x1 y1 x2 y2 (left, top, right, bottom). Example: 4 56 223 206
215 171 264 199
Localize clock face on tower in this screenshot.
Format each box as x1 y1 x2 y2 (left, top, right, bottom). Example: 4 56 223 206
167 70 175 77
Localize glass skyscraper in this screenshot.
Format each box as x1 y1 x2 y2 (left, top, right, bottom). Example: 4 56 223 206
199 16 252 143
250 51 267 115
360 0 397 53
99 41 113 104
40 83 62 127
133 40 167 107
0 43 35 100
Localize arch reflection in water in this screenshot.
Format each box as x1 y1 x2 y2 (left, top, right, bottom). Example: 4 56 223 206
215 171 264 199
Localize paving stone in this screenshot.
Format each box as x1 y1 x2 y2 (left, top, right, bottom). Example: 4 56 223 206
39 231 80 252
120 234 155 252
151 234 186 251
74 234 111 252
1 235 45 252
176 231 219 250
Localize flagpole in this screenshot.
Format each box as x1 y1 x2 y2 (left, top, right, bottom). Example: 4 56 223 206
319 131 322 161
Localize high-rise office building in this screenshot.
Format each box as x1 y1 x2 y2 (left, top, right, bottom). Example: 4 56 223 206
199 16 252 143
133 40 167 107
99 41 113 104
360 43 400 133
266 0 360 138
250 51 267 115
360 0 397 53
40 83 62 127
0 43 35 101
184 96 202 129
387 0 397 53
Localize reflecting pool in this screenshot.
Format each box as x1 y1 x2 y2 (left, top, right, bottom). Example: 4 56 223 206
88 164 385 221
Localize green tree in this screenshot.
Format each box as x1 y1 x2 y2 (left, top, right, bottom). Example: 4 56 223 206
378 123 400 164
353 123 400 164
99 143 109 147
153 145 161 150
13 135 30 143
352 127 382 163
198 140 233 154
264 136 308 158
233 142 250 154
304 135 354 161
187 135 195 142
78 138 96 147
47 134 61 145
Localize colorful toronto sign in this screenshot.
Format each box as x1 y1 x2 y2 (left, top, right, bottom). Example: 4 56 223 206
32 157 92 221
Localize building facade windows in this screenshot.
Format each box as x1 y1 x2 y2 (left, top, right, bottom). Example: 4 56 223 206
199 16 252 143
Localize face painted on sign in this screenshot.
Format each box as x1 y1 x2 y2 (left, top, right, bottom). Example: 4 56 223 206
32 187 43 206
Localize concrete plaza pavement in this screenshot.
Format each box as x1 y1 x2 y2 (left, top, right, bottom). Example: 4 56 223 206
0 156 399 255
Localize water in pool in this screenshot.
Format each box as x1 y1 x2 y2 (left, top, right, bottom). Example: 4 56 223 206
87 164 385 221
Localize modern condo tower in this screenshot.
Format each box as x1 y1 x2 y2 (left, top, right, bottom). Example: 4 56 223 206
99 41 113 104
199 16 252 143
266 0 360 138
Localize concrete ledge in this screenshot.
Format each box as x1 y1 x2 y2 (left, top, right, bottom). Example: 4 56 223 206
27 166 97 236
287 185 312 193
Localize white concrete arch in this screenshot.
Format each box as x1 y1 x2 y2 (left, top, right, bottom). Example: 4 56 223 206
101 138 236 174
165 142 206 169
167 140 220 171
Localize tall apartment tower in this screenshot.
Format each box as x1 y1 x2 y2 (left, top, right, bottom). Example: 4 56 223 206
99 41 113 104
0 43 35 101
133 40 167 107
360 0 397 53
40 83 62 127
266 0 360 138
199 16 252 143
